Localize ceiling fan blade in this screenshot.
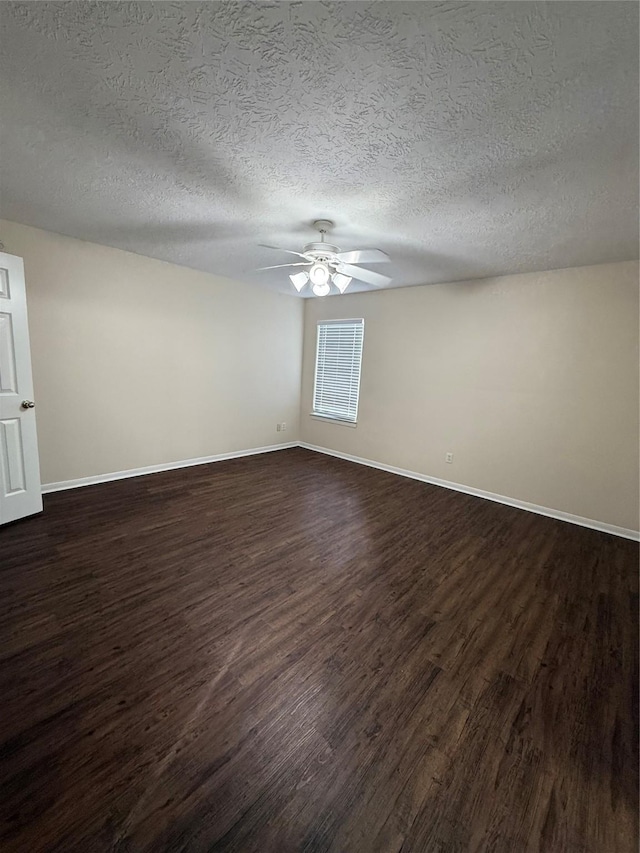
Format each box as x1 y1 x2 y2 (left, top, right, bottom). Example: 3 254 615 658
256 262 310 271
336 263 391 287
335 249 390 264
258 244 309 260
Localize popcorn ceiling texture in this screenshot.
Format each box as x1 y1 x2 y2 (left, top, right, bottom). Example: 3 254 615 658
0 1 637 294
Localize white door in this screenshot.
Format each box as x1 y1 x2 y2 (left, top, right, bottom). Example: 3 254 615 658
0 252 42 524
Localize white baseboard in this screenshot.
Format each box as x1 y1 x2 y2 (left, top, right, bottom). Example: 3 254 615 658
298 442 640 542
41 440 639 541
41 442 298 494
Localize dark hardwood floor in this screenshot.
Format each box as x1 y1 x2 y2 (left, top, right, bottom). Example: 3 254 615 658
0 447 637 852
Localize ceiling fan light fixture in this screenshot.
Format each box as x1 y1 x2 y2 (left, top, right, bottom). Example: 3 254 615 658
332 272 352 294
309 262 329 286
258 221 392 295
289 271 309 291
312 281 331 297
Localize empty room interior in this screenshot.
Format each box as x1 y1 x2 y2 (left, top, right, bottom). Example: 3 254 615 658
0 2 638 852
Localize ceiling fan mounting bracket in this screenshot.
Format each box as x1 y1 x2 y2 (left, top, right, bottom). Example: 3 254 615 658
313 219 334 235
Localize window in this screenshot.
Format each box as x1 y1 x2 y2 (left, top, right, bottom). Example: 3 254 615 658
312 319 364 423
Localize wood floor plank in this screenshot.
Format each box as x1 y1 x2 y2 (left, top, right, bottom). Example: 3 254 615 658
0 447 637 852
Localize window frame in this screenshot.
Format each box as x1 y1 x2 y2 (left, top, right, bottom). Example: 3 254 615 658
311 318 365 426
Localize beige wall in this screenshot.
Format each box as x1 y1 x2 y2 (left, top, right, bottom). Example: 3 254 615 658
301 262 639 532
3 216 637 532
1 220 303 485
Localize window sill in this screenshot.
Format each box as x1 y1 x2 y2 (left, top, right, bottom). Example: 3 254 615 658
309 414 358 428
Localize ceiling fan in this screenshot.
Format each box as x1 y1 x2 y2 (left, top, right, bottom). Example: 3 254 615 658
257 220 391 296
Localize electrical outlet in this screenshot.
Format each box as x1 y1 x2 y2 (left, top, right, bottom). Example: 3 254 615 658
276 423 281 432
445 452 453 464
281 422 286 431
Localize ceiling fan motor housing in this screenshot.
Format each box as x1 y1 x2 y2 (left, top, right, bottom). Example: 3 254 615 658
303 242 341 262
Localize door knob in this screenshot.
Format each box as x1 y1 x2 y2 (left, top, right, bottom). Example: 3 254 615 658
21 400 35 409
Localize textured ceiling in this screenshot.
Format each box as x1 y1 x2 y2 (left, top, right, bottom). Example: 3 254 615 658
0 1 638 296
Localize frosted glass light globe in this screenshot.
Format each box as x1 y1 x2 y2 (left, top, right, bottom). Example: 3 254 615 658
309 262 329 286
312 281 331 297
289 271 309 291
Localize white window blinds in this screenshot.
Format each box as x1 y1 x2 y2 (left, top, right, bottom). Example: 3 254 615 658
313 319 364 423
